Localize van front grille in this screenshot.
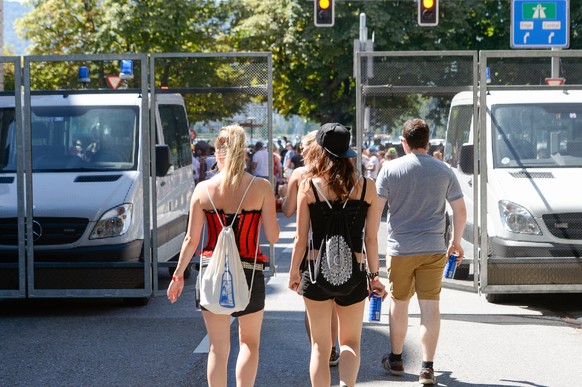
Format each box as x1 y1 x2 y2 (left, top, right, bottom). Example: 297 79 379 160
542 213 582 240
0 217 89 245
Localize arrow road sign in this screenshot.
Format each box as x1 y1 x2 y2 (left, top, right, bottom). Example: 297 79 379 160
511 0 569 48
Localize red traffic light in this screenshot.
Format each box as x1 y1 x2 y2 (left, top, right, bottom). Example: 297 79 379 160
418 0 439 27
314 0 334 27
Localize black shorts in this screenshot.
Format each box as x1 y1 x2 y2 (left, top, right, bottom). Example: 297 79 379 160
197 260 266 317
299 261 368 307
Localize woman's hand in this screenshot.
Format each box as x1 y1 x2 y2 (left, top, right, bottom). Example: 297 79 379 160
369 280 387 301
167 278 184 303
288 269 301 294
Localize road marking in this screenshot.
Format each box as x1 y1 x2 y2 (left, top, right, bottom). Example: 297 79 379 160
193 317 235 353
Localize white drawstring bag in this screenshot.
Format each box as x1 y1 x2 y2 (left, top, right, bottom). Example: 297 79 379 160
199 177 259 314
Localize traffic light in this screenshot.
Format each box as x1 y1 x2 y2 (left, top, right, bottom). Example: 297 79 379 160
314 0 334 27
418 0 439 27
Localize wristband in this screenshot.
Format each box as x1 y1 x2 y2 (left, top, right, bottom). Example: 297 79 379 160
367 271 380 281
172 276 184 282
371 277 380 283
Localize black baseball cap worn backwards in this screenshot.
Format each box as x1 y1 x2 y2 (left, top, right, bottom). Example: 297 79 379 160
316 123 357 159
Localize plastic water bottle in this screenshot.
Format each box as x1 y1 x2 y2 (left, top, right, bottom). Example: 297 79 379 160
219 254 235 308
444 253 458 279
368 292 382 322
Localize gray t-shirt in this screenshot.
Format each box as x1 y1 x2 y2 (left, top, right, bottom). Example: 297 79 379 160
376 153 463 256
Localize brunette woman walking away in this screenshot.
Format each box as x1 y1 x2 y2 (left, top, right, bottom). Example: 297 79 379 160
288 123 386 387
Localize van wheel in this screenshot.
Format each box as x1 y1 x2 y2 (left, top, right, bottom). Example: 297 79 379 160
485 293 508 304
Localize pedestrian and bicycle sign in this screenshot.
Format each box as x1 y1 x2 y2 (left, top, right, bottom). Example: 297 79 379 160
511 0 569 48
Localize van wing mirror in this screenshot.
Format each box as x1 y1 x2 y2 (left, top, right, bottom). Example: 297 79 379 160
458 144 474 175
155 144 172 177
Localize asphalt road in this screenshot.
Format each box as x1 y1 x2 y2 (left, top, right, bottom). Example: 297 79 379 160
1 213 581 387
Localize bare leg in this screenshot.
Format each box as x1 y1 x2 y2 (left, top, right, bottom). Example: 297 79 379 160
418 299 440 362
236 310 264 387
331 304 339 347
305 306 338 348
304 310 311 341
202 311 232 387
388 297 410 355
304 298 334 387
335 300 365 387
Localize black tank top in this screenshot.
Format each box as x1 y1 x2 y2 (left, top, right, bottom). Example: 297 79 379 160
309 178 370 253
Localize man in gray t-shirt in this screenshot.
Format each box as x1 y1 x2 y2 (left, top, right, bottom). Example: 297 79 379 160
375 118 467 385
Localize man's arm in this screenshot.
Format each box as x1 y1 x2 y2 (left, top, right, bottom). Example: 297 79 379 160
447 197 467 260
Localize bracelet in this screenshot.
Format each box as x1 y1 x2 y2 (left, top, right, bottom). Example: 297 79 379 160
367 271 380 281
172 276 184 282
371 277 380 283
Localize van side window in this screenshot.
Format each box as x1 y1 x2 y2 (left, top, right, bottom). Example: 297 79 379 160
159 105 191 168
445 105 472 167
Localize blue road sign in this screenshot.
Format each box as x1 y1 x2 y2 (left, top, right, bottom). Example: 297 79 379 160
511 0 569 48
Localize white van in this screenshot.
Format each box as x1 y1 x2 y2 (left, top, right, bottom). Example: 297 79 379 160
445 90 582 301
0 91 193 293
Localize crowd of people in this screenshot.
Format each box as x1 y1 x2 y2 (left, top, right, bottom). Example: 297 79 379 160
170 120 466 387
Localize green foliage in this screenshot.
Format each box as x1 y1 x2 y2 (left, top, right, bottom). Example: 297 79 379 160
13 0 582 129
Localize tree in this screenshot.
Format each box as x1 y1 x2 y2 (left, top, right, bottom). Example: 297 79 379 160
14 0 582 127
14 0 249 122
225 0 521 126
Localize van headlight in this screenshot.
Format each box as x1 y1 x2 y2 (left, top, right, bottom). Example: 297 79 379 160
90 204 133 239
498 200 541 235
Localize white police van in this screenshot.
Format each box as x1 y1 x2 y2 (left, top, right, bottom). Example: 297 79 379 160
445 90 582 301
0 82 193 296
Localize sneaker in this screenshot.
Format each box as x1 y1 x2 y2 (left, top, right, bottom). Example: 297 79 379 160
381 353 404 375
329 348 340 367
419 367 436 385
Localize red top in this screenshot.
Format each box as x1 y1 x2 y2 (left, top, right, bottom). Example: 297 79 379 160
201 209 268 263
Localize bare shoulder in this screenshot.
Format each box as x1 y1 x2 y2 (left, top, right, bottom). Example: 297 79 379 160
363 177 378 201
192 179 210 197
251 176 274 195
291 166 307 177
363 177 377 189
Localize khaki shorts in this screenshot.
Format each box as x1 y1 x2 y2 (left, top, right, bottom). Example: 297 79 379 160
387 253 447 301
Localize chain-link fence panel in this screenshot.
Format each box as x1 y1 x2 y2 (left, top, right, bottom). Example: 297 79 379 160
150 53 274 296
38 54 151 299
356 51 479 292
357 52 476 146
0 57 25 298
0 52 273 302
478 50 582 302
1 54 154 302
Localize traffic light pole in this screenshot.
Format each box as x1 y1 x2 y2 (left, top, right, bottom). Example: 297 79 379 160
354 13 374 167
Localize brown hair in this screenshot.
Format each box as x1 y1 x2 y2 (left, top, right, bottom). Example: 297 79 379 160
300 130 318 160
402 118 430 150
303 141 357 202
214 125 247 193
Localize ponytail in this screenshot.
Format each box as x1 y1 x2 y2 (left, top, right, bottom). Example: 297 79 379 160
215 125 247 193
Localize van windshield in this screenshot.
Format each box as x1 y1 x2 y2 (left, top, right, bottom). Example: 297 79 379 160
0 106 139 172
492 103 582 168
